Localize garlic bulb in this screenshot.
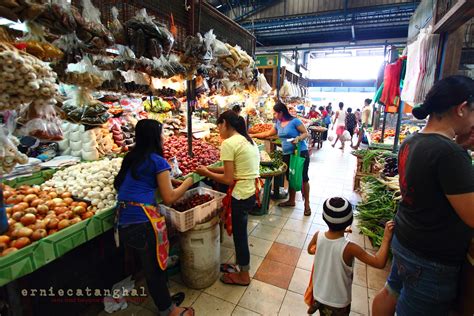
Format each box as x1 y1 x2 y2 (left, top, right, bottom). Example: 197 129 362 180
41 158 122 212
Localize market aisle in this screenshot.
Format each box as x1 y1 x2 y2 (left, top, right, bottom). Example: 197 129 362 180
94 144 390 316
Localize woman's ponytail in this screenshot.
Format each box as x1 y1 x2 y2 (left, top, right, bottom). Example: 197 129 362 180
236 116 254 145
217 110 254 145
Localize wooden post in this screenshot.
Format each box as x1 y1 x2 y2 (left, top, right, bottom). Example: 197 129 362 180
393 102 404 153
438 24 467 78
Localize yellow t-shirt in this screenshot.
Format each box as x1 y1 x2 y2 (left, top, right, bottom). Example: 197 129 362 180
220 134 260 200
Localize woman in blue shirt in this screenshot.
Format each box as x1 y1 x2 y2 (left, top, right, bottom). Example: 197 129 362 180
250 102 312 215
114 119 195 316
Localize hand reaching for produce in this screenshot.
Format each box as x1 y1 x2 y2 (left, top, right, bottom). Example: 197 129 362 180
195 166 209 177
383 220 395 242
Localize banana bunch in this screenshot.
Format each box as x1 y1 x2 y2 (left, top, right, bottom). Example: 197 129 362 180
219 44 253 70
143 98 173 113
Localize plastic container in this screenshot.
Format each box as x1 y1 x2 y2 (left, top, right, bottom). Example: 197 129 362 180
161 187 225 232
179 216 220 289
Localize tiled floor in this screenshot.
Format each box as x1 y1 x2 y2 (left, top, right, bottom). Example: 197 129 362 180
91 143 390 315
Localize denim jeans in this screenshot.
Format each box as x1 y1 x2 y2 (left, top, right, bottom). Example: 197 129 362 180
231 196 256 272
119 222 173 315
386 235 461 316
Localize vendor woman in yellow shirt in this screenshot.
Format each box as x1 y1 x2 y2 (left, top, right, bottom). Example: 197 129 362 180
196 110 260 286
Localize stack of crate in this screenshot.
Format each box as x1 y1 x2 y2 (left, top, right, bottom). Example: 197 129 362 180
353 156 380 191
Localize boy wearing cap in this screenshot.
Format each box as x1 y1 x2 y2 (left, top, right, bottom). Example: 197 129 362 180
306 197 394 315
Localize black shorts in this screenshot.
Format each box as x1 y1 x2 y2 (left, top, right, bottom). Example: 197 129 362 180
283 150 310 183
347 127 355 137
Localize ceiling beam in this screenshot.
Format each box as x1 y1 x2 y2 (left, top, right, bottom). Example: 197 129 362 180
234 0 274 22
256 38 407 52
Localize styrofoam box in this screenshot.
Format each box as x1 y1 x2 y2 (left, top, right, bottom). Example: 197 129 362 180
160 187 226 232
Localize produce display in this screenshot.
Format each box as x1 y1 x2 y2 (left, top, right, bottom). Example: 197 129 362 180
41 158 122 211
371 129 395 143
62 95 110 126
143 98 173 113
163 136 220 176
352 149 397 174
383 156 398 177
0 0 264 290
109 121 135 152
204 132 221 148
171 193 213 212
259 151 271 163
1 184 95 257
248 123 273 134
259 150 285 175
356 176 398 248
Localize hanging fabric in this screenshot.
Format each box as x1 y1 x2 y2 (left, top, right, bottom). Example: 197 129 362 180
380 56 407 113
401 28 440 104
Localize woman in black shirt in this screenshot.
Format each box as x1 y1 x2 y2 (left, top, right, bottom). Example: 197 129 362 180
373 76 474 316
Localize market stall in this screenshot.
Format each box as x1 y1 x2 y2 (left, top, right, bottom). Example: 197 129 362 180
0 0 266 313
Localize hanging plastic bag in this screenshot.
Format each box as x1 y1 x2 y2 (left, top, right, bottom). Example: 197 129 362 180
22 100 63 141
169 157 182 178
288 144 304 191
205 30 229 58
76 0 114 48
110 7 125 44
257 73 272 94
341 130 351 142
0 112 28 175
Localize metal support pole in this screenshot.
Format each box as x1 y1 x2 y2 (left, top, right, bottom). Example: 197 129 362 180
186 79 195 157
393 101 404 153
380 108 388 143
276 52 282 98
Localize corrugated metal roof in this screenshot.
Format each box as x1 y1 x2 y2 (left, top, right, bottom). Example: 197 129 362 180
239 0 417 21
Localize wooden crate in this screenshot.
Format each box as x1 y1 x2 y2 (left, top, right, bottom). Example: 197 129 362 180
353 173 363 191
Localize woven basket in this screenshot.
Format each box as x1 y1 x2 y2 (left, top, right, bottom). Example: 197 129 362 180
260 163 288 178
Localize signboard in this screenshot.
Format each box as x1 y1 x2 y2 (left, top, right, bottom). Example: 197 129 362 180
256 54 279 68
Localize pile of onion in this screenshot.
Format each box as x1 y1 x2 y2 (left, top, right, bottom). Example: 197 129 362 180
1 184 97 257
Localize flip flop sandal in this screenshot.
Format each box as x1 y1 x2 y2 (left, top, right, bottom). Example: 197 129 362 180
179 307 195 316
220 263 239 273
171 292 185 306
304 209 311 216
220 273 250 286
278 201 296 207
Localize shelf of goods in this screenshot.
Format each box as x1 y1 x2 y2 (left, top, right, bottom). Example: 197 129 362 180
0 0 261 290
0 154 225 286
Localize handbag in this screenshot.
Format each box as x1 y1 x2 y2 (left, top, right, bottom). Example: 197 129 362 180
289 143 305 191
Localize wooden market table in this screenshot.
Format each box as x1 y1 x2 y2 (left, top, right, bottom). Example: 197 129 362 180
308 126 328 149
250 163 287 216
